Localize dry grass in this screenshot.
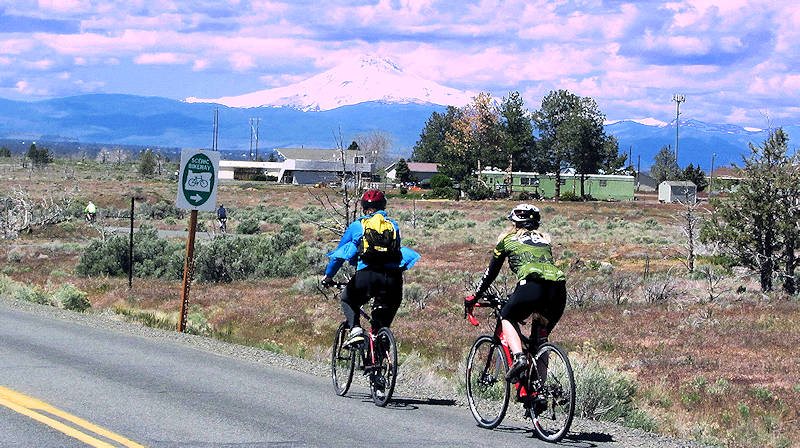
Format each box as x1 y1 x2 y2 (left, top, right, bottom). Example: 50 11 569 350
2 162 798 447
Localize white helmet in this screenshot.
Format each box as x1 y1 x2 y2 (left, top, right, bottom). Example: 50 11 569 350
508 203 540 224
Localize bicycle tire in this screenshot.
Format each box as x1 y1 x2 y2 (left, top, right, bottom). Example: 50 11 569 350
465 335 510 429
370 327 397 407
530 342 575 442
331 321 355 396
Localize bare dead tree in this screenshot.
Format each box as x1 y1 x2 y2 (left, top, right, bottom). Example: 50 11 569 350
306 126 368 237
0 187 74 239
676 186 701 272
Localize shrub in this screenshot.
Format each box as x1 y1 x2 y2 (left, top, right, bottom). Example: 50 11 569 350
572 357 644 424
139 200 185 220
0 276 52 305
429 173 452 189
251 173 267 181
430 186 458 200
76 226 183 279
578 219 599 230
7 249 23 263
463 178 493 200
237 218 261 234
559 191 582 201
53 283 91 312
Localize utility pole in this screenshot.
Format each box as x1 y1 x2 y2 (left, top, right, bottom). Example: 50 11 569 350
249 118 260 161
672 94 686 166
212 108 219 151
709 153 716 199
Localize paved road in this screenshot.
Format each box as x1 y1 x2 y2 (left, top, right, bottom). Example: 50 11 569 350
0 304 617 448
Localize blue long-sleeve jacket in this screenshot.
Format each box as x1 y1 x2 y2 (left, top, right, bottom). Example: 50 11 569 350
325 211 419 277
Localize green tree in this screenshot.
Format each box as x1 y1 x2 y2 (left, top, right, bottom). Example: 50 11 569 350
138 149 156 177
0 146 10 157
680 163 708 191
394 158 412 183
347 141 359 151
534 90 617 199
701 128 799 292
650 145 680 184
27 143 53 167
411 106 460 163
500 91 537 173
442 92 504 182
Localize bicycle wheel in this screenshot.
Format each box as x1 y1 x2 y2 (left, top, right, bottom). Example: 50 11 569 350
331 321 355 396
465 335 510 429
370 327 397 407
530 342 575 442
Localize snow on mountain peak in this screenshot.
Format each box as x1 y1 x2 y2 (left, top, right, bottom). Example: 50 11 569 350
186 55 474 111
605 117 668 127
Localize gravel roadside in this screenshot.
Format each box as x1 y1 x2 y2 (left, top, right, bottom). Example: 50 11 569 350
0 295 709 448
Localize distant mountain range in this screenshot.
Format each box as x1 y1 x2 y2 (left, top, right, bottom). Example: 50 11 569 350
187 55 475 111
0 55 795 170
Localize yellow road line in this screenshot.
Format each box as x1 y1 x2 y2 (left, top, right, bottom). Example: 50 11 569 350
0 385 147 448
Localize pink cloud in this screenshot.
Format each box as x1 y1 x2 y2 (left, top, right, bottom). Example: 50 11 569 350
134 52 186 65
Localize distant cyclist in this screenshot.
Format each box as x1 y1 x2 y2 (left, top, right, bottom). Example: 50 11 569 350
217 204 227 233
465 204 567 382
322 190 418 347
84 201 97 223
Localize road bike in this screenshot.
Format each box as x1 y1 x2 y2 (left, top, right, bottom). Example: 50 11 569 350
327 282 398 407
464 294 575 442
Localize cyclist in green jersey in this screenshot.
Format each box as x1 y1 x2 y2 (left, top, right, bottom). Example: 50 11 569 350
464 204 567 382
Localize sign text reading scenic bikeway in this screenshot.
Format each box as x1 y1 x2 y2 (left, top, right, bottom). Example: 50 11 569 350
176 149 220 212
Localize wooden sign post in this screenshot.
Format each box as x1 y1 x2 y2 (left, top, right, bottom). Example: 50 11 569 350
175 149 219 332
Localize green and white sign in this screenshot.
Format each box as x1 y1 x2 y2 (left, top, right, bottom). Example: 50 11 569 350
176 149 220 211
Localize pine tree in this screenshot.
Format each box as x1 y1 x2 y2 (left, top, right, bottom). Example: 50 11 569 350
681 163 708 191
650 145 680 184
0 146 11 157
701 128 799 292
138 149 156 177
394 158 412 183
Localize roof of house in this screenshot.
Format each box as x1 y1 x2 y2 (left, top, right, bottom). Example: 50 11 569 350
710 166 743 179
407 162 439 172
660 180 696 187
275 147 370 162
385 161 439 173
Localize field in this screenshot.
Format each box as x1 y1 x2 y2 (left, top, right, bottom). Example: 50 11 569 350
1 158 799 448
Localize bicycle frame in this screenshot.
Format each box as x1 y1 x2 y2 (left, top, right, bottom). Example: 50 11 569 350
467 300 538 401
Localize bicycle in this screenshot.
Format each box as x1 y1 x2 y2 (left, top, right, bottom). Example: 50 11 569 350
464 293 575 442
327 282 398 407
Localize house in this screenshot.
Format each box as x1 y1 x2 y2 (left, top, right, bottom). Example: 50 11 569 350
479 170 635 201
636 172 658 192
218 147 374 185
708 165 743 194
658 180 697 203
384 161 439 183
275 147 374 185
219 160 282 180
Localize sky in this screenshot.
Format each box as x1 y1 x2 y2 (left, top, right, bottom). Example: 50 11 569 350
1 0 799 127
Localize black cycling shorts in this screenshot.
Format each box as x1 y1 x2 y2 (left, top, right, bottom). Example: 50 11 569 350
499 279 566 333
341 267 403 330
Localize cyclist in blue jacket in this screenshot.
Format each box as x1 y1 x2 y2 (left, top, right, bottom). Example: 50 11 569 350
322 190 417 347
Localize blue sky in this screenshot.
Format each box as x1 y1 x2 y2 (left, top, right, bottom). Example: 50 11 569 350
1 0 798 127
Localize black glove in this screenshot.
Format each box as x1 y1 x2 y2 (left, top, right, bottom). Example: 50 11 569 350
321 276 335 288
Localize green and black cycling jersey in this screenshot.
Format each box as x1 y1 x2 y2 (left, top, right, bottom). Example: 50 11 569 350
475 229 566 297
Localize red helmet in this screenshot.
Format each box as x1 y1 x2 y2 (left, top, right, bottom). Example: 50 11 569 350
361 189 386 211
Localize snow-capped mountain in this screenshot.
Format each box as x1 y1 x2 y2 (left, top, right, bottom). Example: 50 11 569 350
186 56 475 111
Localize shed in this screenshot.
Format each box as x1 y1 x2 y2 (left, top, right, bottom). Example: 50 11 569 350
385 161 439 183
658 181 697 203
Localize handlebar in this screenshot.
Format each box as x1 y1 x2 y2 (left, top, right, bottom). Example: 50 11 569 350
464 294 507 327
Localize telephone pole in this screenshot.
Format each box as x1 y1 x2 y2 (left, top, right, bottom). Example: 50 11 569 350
672 94 686 166
249 118 260 160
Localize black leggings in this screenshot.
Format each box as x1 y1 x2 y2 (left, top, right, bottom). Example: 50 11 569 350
341 268 403 330
500 279 566 335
